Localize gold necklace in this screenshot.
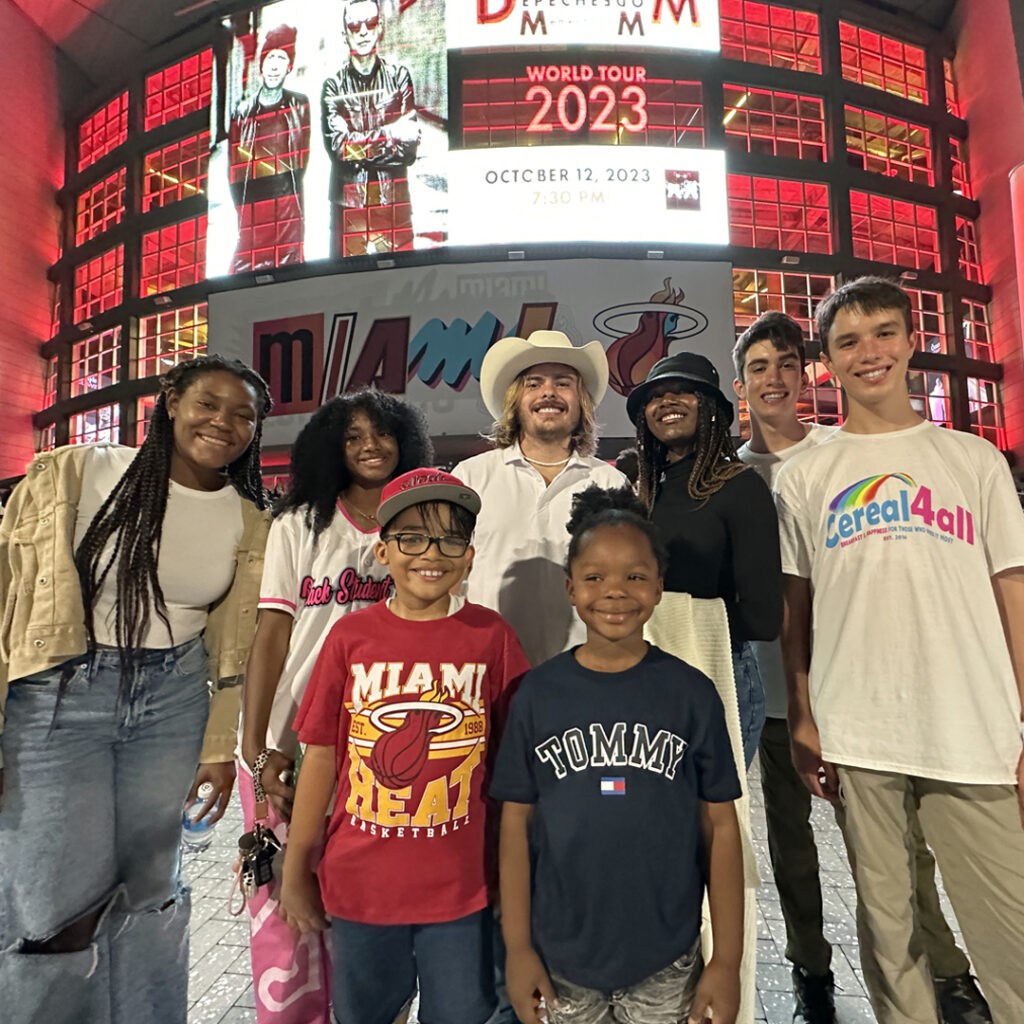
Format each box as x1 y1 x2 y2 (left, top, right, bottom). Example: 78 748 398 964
343 497 378 524
523 454 571 467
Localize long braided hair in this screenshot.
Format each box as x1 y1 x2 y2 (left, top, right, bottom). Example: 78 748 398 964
73 356 272 701
635 390 746 514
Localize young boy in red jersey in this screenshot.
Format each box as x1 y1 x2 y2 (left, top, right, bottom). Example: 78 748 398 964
278 469 530 1024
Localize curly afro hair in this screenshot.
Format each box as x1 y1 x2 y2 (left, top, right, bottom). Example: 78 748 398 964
276 389 434 538
565 484 668 576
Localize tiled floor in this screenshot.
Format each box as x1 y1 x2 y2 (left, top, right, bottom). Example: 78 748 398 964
184 762 967 1023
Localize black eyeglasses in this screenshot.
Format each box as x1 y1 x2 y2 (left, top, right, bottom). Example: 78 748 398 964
347 15 380 33
383 533 469 557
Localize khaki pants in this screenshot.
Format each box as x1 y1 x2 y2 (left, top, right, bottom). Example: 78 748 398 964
759 719 968 979
836 765 1024 1024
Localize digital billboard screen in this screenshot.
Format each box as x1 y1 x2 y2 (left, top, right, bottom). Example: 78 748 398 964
205 0 724 276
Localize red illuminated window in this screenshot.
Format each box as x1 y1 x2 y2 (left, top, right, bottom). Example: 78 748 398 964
143 133 211 212
141 217 207 296
70 405 120 445
71 327 121 396
723 85 825 161
733 268 839 427
956 216 983 283
904 288 947 354
845 106 932 186
944 59 963 118
720 2 821 73
233 197 306 270
839 22 927 104
962 300 993 361
73 245 124 323
75 169 126 245
950 137 973 199
78 93 128 172
50 282 63 338
36 424 56 453
42 358 58 409
968 378 1007 448
136 303 208 379
849 190 939 271
145 50 213 132
461 77 702 149
136 396 156 445
728 175 832 253
908 371 952 429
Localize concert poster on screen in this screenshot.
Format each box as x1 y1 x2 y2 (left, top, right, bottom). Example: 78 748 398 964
205 0 725 278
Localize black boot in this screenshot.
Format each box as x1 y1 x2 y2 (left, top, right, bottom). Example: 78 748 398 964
933 972 993 1024
792 966 837 1024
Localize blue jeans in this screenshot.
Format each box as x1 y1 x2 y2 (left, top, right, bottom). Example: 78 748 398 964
732 640 766 770
0 637 211 1024
329 909 496 1024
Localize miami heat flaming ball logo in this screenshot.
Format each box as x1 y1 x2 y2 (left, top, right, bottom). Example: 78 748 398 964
594 277 710 398
366 682 467 788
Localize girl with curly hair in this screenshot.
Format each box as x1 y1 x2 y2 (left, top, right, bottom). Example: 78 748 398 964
239 389 432 1024
0 355 272 1024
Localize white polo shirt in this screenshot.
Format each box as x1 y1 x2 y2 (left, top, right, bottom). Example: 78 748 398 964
453 444 627 665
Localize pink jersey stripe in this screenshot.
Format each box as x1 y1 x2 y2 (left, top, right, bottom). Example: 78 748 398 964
259 597 297 611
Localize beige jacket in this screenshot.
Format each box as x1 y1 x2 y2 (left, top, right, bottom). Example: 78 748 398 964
0 443 270 767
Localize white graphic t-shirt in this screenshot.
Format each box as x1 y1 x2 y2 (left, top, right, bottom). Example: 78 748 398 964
738 424 834 719
257 504 392 754
775 420 1024 784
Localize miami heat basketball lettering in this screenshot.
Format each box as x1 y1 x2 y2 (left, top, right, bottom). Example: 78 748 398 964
344 661 489 838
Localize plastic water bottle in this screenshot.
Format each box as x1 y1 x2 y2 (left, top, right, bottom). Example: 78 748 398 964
181 782 218 854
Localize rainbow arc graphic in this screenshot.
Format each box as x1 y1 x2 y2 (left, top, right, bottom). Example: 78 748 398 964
828 473 916 512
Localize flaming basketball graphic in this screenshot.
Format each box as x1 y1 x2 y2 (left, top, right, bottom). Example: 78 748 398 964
368 681 456 789
594 278 710 398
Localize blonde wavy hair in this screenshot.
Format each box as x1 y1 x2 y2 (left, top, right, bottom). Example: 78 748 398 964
488 368 598 456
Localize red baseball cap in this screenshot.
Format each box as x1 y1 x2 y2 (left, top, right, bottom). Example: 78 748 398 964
376 469 481 530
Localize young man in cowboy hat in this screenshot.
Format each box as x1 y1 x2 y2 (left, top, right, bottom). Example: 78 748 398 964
453 330 626 669
733 310 987 1024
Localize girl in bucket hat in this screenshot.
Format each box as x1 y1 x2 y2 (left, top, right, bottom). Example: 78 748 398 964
628 352 782 769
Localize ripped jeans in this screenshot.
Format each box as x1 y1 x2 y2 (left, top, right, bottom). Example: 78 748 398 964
0 637 210 1024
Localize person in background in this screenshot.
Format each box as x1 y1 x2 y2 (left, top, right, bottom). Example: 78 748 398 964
0 356 272 1024
321 0 420 257
777 276 1024 1023
629 352 781 769
239 390 432 1024
229 23 310 272
734 310 988 1024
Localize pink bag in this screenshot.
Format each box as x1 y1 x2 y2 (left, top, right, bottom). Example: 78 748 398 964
237 760 333 1024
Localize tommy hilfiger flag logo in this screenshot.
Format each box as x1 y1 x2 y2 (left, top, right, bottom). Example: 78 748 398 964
600 777 626 796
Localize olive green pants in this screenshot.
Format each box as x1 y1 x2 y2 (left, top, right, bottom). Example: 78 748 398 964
758 718 968 979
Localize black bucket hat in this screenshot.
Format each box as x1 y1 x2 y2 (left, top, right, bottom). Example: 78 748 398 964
626 352 735 427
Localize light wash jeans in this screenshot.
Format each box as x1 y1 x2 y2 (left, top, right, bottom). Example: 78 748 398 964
732 640 766 770
0 636 211 1024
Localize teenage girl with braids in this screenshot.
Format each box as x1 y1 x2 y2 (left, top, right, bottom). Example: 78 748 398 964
0 355 272 1024
239 390 432 1024
626 353 782 769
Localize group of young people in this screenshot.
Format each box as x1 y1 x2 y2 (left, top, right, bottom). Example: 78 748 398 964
0 275 1021 1024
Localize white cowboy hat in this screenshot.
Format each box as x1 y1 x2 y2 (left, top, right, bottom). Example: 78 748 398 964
479 330 609 420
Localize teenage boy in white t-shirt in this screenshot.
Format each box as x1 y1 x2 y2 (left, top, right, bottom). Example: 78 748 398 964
734 311 983 1024
775 277 1024 1024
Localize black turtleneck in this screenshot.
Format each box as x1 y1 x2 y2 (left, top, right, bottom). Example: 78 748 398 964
650 454 782 644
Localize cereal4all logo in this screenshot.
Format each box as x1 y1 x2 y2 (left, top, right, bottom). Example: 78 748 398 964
825 474 975 550
343 662 488 839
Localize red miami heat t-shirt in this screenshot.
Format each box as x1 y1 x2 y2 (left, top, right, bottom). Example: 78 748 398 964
294 599 529 924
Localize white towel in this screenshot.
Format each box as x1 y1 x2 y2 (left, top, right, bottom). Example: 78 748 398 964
645 592 759 1024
